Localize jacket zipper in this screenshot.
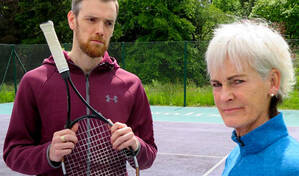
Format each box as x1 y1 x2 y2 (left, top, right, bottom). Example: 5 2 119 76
85 74 91 175
236 136 245 146
86 74 90 115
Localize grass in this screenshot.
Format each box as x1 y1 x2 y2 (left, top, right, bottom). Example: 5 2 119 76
1 82 299 109
0 84 15 103
144 81 214 106
144 81 299 110
147 50 299 109
279 91 299 110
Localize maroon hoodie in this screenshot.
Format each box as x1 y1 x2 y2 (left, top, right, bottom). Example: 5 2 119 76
3 51 157 175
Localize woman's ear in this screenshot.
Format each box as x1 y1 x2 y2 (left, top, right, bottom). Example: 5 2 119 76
67 11 76 30
269 69 281 96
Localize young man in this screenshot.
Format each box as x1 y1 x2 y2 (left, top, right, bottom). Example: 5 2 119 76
3 0 157 175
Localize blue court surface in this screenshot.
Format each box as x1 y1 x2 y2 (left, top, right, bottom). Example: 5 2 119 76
1 103 299 176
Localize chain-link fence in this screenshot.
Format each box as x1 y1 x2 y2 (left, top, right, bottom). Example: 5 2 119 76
0 40 298 106
0 41 210 106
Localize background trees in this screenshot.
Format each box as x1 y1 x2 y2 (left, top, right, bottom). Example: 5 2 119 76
250 0 298 39
15 0 71 43
115 0 196 42
0 0 20 43
0 0 297 44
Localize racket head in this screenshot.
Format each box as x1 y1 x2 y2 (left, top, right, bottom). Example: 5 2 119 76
64 116 129 176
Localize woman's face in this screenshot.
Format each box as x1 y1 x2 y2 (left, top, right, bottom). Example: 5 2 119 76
210 58 272 136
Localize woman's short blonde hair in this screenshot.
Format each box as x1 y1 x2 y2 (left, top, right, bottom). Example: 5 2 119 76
205 20 295 100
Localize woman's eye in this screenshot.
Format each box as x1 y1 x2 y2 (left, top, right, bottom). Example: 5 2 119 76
211 82 221 88
233 80 244 84
88 18 96 22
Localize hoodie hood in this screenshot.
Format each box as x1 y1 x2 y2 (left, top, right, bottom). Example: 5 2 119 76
42 51 120 73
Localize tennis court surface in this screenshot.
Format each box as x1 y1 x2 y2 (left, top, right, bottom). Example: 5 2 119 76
1 103 299 176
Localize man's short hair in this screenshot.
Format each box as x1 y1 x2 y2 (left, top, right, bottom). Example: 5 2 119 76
72 0 119 16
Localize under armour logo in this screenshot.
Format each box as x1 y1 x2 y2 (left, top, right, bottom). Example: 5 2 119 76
106 95 118 103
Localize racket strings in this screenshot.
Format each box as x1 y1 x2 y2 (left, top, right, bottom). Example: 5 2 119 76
64 118 128 176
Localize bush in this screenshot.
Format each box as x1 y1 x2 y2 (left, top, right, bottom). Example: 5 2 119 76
0 84 15 103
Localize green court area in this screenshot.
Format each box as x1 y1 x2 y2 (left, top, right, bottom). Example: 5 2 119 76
151 105 299 126
0 103 13 115
3 103 299 126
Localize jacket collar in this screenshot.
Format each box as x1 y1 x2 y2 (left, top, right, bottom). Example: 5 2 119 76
231 113 288 156
43 51 120 73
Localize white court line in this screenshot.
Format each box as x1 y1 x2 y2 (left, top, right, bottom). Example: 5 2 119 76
158 152 223 159
202 154 228 176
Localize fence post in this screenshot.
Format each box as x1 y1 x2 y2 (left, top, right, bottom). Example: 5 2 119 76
0 45 13 92
183 41 187 107
121 42 125 68
12 45 17 94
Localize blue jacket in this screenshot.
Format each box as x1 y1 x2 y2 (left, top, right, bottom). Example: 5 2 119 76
222 113 299 176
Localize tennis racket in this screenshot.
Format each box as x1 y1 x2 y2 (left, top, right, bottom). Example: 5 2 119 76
40 21 140 176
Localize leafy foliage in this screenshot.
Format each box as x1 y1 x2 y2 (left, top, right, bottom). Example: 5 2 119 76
213 0 241 15
0 0 20 43
213 0 257 17
0 84 15 103
250 0 299 39
15 0 72 44
116 0 196 42
1 0 297 44
191 1 235 40
115 41 209 86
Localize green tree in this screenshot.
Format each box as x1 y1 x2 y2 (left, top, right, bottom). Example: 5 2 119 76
250 0 299 39
213 0 257 17
239 0 256 17
115 0 196 42
111 1 235 86
0 0 20 43
115 41 209 86
191 1 235 40
15 0 72 44
213 0 241 15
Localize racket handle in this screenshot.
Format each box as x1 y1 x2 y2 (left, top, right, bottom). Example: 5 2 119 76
40 21 69 74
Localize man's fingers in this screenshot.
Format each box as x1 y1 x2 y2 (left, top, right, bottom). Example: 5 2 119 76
54 141 76 150
58 134 78 144
111 122 126 133
112 132 134 150
71 123 79 133
49 128 79 162
54 128 77 137
49 141 76 162
110 123 139 151
50 142 75 161
110 125 130 143
60 135 66 142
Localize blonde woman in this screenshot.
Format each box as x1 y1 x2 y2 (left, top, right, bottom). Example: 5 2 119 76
205 20 299 176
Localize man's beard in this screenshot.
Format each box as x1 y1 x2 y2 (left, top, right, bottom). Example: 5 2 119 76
76 29 108 58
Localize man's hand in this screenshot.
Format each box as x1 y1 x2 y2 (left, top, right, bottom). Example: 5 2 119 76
110 122 140 152
49 123 79 162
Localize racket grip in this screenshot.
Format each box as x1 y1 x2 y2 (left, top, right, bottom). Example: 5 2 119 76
40 21 69 74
